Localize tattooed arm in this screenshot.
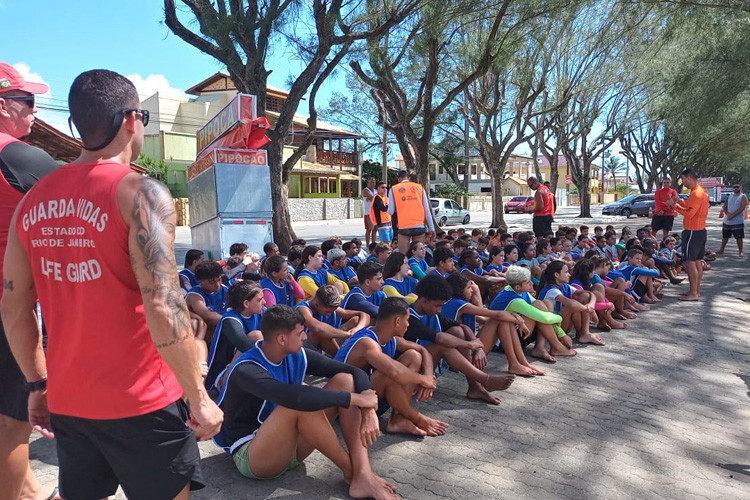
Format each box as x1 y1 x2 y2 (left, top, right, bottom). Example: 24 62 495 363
118 174 222 439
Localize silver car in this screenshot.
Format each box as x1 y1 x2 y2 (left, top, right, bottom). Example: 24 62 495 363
602 194 655 218
430 198 471 227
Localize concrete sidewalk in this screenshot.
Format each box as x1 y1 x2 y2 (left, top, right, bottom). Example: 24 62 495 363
29 209 750 499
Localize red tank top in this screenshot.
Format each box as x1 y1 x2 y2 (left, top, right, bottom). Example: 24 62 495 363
15 161 183 419
0 132 25 302
535 185 554 217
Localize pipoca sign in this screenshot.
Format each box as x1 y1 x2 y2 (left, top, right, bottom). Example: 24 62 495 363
196 94 257 154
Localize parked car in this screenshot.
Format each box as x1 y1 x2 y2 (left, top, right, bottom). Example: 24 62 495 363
430 198 471 227
504 196 535 214
602 194 655 218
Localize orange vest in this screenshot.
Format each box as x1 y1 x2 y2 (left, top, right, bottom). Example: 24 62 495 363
391 181 426 228
369 194 391 225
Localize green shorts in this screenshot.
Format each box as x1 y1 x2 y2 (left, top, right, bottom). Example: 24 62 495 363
232 441 300 479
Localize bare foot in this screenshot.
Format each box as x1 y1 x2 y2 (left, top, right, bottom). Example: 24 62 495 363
483 373 515 392
466 386 502 405
577 333 605 346
349 472 399 500
679 295 700 301
530 347 557 363
549 346 577 356
717 249 724 254
595 321 612 332
609 320 627 329
669 277 685 284
527 364 546 375
508 364 537 377
385 414 426 437
559 335 574 349
414 414 449 436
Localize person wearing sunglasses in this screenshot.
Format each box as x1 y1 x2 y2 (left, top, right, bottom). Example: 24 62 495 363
0 61 60 500
1 69 222 499
718 183 747 257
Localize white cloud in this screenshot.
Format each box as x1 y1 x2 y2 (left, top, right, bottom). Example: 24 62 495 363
12 62 49 93
127 73 187 102
12 62 71 135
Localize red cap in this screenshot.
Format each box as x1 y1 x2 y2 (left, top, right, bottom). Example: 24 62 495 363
0 62 49 94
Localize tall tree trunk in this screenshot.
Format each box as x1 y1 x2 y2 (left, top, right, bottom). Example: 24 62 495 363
267 141 296 253
490 169 506 228
577 167 592 218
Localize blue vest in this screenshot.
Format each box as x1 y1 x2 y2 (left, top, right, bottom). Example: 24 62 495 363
408 257 428 273
490 286 533 311
328 266 356 283
298 268 329 287
260 277 295 307
459 266 484 275
179 268 199 289
485 264 506 273
187 284 228 313
538 283 574 313
341 287 386 309
205 310 262 390
442 298 476 333
215 342 308 453
383 276 417 297
409 307 442 347
295 300 342 329
428 269 449 278
334 327 396 367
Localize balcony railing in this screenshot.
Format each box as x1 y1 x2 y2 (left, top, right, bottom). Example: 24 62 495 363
317 149 356 167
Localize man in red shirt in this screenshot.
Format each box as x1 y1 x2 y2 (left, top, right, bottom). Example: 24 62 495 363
0 61 59 500
525 176 554 236
652 178 678 240
1 70 222 499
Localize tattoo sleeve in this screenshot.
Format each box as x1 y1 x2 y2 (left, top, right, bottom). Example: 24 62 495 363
130 178 192 348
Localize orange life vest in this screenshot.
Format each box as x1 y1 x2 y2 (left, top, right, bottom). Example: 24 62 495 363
369 194 391 226
391 181 426 228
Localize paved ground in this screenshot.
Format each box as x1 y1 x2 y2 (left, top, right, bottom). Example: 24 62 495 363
29 207 750 499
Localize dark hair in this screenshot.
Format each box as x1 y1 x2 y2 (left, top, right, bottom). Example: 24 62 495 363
356 261 383 283
229 242 248 256
291 238 307 247
342 241 355 252
227 281 263 311
487 229 496 237
577 234 588 242
382 252 407 279
519 242 534 256
594 226 603 233
535 238 550 255
321 239 336 255
471 228 483 236
457 249 476 268
537 260 566 293
195 261 223 280
435 239 452 249
260 305 304 341
478 236 490 245
583 250 598 260
606 225 614 231
287 245 304 263
69 70 139 150
453 239 469 250
549 237 560 247
604 231 617 239
595 235 606 244
350 238 362 247
681 168 697 179
503 244 518 257
580 225 589 232
625 238 639 251
571 258 594 290
414 274 452 302
184 249 204 268
377 297 410 322
517 232 533 245
627 248 644 259
225 256 243 269
376 181 387 188
263 241 278 254
432 246 453 266
294 245 321 279
446 273 470 299
373 242 391 256
263 254 287 276
591 255 609 269
489 245 504 259
500 233 512 241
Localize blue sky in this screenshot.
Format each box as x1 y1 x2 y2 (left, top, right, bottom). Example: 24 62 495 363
2 0 346 133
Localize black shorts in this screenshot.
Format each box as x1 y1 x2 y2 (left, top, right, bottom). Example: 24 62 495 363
0 320 28 422
628 279 649 303
722 223 745 240
651 214 674 232
681 229 707 261
399 226 426 237
51 400 205 500
532 215 553 237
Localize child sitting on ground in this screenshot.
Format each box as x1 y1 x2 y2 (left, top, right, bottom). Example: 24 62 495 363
382 252 419 304
619 248 661 304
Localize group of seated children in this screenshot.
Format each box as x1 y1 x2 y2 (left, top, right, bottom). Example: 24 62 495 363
176 221 687 491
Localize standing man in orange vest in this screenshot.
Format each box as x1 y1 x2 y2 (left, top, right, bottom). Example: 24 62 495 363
369 181 393 243
388 170 435 253
525 176 555 236
0 61 59 500
668 169 709 301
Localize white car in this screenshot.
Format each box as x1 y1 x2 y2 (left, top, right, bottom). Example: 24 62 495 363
430 198 471 227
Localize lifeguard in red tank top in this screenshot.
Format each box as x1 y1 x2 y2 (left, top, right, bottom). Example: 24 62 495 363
0 133 25 302
15 161 183 419
535 184 554 217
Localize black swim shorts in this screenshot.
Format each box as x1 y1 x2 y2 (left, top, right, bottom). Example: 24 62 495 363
532 215 553 237
681 229 707 262
52 399 205 500
722 223 745 240
399 226 426 237
0 320 28 422
651 214 675 233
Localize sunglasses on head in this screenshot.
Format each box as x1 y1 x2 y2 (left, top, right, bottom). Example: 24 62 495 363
2 94 35 108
